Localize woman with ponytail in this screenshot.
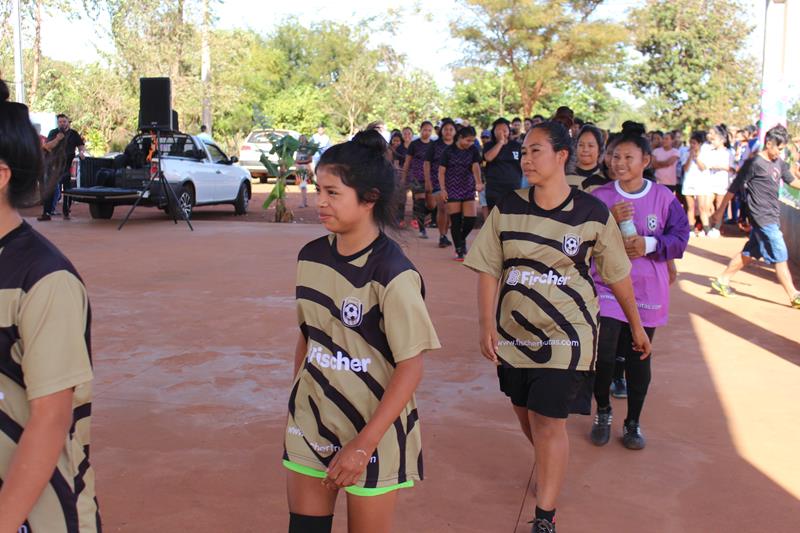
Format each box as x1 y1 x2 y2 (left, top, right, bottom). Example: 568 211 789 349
284 129 441 533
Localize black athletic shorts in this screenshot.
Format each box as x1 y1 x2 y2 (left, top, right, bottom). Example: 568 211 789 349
497 366 593 418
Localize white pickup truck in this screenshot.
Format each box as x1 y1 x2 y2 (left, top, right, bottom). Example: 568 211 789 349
68 132 252 220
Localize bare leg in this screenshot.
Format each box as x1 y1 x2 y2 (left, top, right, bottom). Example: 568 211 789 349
685 196 696 232
346 490 399 533
774 261 799 299
436 194 449 237
512 405 534 445
698 195 712 230
529 412 569 511
718 253 754 284
287 470 338 516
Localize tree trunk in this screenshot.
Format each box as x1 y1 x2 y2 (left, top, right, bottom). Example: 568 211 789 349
30 0 42 107
200 0 212 132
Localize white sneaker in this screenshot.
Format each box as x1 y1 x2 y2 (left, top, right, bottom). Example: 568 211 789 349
706 228 721 238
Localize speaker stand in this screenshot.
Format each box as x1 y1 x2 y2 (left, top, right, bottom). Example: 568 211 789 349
117 134 194 231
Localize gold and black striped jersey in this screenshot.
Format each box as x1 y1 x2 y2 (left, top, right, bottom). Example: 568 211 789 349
0 222 100 532
464 188 630 371
285 233 440 488
566 166 612 193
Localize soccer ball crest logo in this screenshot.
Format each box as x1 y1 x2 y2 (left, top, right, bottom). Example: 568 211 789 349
341 297 363 327
507 268 522 286
562 233 581 257
647 214 658 232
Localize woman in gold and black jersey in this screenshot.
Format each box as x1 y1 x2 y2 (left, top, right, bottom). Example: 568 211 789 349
284 129 440 533
464 122 651 533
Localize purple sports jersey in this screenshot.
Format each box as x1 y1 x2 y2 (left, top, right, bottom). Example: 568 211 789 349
591 180 690 327
440 144 481 201
407 139 431 184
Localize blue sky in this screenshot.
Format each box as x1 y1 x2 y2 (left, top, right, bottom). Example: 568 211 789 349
42 0 780 93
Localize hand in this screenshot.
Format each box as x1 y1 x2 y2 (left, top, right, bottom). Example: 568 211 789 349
476 181 485 193
624 236 646 259
667 260 678 285
631 325 652 360
440 189 448 202
55 132 65 141
323 437 375 491
611 200 635 224
709 210 722 228
479 323 500 365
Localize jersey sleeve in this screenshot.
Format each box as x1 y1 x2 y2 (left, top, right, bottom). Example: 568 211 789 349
472 145 482 164
424 143 435 162
381 270 441 362
440 147 451 167
652 197 691 261
18 271 94 400
463 206 504 279
592 211 632 285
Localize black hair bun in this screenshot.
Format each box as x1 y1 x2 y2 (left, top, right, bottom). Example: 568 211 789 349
352 129 388 155
0 80 10 103
621 121 646 137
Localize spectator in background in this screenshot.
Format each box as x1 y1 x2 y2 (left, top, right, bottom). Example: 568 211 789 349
567 124 610 193
682 131 712 237
482 117 522 211
311 124 331 167
197 125 214 143
531 114 546 126
510 117 523 141
652 132 681 192
649 131 663 150
523 117 534 135
39 113 85 221
34 123 46 146
698 124 735 236
710 125 800 308
402 126 414 148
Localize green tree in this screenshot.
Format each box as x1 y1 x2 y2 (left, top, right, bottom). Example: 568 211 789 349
788 99 800 138
629 0 759 129
450 0 625 117
450 67 522 128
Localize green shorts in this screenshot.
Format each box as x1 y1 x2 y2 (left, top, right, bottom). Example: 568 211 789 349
282 460 414 497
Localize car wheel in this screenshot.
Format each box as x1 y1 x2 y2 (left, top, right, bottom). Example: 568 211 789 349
234 182 250 215
89 202 114 219
178 184 194 220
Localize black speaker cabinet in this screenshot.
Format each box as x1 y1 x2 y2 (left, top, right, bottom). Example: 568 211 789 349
138 78 173 131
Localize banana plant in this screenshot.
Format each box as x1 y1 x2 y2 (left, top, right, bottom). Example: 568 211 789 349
260 133 300 222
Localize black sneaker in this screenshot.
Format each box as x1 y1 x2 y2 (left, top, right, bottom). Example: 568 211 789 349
610 377 627 399
531 517 556 533
454 247 465 262
590 407 612 446
438 234 452 248
37 214 51 222
419 229 429 239
622 420 646 450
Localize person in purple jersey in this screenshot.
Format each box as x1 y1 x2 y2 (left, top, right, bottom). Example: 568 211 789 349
589 133 690 450
424 118 457 248
402 121 435 239
438 126 483 261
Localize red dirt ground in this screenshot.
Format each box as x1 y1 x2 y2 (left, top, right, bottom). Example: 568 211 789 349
22 191 800 533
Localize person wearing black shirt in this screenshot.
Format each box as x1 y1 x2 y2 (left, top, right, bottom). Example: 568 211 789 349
710 125 800 308
482 118 522 210
39 113 85 220
567 124 611 193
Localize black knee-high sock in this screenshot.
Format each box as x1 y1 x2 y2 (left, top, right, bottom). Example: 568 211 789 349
429 206 437 227
289 513 333 533
619 325 655 423
613 356 625 381
461 216 476 246
450 212 464 250
413 199 427 231
593 360 614 409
